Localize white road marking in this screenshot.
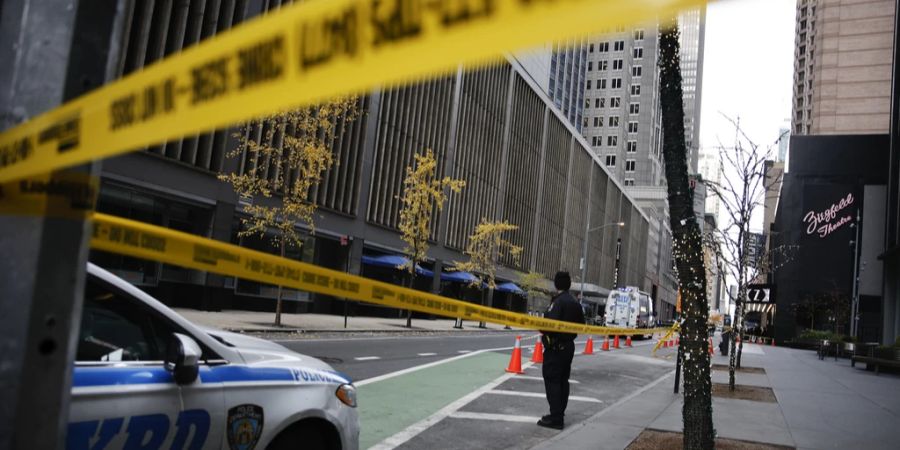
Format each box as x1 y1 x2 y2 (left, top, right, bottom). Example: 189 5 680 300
449 411 541 423
515 375 580 384
356 344 516 386
486 390 602 403
368 362 535 449
457 350 471 354
417 352 437 356
354 356 380 361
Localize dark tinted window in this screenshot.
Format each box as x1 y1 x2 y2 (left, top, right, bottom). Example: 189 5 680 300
77 278 175 362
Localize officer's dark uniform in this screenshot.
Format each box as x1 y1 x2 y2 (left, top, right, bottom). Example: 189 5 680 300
539 272 585 429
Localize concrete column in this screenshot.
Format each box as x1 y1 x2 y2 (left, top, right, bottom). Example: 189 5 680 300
0 1 124 448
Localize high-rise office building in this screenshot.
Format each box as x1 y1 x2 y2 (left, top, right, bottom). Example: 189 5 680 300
679 7 707 175
582 23 664 187
791 0 895 135
548 40 589 134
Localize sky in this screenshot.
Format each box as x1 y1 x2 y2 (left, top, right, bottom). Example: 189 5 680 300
698 0 796 231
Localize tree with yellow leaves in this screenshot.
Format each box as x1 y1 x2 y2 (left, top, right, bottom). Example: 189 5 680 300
219 97 358 326
455 220 523 328
397 148 465 327
518 270 548 315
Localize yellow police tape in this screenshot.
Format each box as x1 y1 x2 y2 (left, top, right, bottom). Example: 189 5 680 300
91 212 666 336
0 0 705 184
0 173 98 219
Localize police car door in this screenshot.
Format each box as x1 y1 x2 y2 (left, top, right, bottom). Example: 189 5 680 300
68 274 224 450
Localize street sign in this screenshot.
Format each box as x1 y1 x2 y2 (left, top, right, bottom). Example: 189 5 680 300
746 284 775 304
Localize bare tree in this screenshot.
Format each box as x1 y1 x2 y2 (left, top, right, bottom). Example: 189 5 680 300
704 117 793 389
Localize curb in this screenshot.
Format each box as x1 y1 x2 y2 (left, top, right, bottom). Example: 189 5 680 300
221 327 527 334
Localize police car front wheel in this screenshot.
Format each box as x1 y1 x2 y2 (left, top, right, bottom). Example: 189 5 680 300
267 420 341 450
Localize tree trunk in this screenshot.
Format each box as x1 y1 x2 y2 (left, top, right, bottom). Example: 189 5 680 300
274 240 286 327
405 271 415 328
658 20 715 449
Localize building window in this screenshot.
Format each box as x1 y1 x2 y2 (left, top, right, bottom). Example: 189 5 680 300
585 99 590 109
590 43 595 52
634 29 644 41
592 136 599 146
628 122 639 133
587 79 592 90
630 85 641 96
613 59 623 70
588 61 593 71
632 66 642 77
629 103 640 115
598 98 606 108
598 79 607 89
610 97 621 108
633 47 643 59
625 160 636 172
598 42 609 53
624 178 635 186
595 98 601 108
614 41 625 52
583 118 589 128
627 140 637 153
611 78 622 89
599 60 608 71
607 135 618 146
605 154 616 166
608 116 619 127
594 116 601 127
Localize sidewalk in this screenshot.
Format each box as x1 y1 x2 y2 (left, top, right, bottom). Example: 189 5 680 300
533 342 900 450
174 308 523 333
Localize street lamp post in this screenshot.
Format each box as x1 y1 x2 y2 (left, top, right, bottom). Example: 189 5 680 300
579 222 626 300
849 209 861 339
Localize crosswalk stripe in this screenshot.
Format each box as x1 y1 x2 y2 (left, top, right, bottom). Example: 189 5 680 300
450 411 541 423
486 390 602 403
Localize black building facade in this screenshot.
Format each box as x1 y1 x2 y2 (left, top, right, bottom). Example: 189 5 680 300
772 135 889 344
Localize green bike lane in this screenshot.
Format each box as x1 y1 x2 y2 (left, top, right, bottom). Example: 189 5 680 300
357 351 511 449
357 340 673 450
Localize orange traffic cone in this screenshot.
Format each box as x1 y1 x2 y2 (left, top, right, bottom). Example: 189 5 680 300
583 336 595 355
531 339 544 363
708 338 714 356
626 336 633 347
603 336 610 351
505 336 524 374
614 335 620 349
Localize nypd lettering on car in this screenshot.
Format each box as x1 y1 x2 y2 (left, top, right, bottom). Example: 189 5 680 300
67 264 359 450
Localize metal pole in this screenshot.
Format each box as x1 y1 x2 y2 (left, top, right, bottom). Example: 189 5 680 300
580 228 591 300
850 209 861 338
0 2 123 449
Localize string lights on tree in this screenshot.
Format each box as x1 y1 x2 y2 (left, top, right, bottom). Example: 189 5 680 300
658 17 715 449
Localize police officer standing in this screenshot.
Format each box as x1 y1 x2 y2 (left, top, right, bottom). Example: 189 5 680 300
538 271 585 430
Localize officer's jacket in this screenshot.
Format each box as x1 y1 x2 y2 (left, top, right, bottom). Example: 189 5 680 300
542 291 586 346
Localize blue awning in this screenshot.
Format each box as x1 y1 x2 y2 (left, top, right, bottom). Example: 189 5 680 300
496 282 525 295
361 254 433 277
442 271 479 284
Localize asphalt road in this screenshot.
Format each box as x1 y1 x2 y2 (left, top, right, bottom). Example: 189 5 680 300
277 332 530 382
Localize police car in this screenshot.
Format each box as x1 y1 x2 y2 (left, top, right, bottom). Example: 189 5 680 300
68 263 359 450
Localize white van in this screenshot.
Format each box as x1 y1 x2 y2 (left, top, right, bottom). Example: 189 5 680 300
604 287 655 337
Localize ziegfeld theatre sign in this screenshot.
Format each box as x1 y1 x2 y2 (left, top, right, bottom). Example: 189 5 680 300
802 193 855 238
